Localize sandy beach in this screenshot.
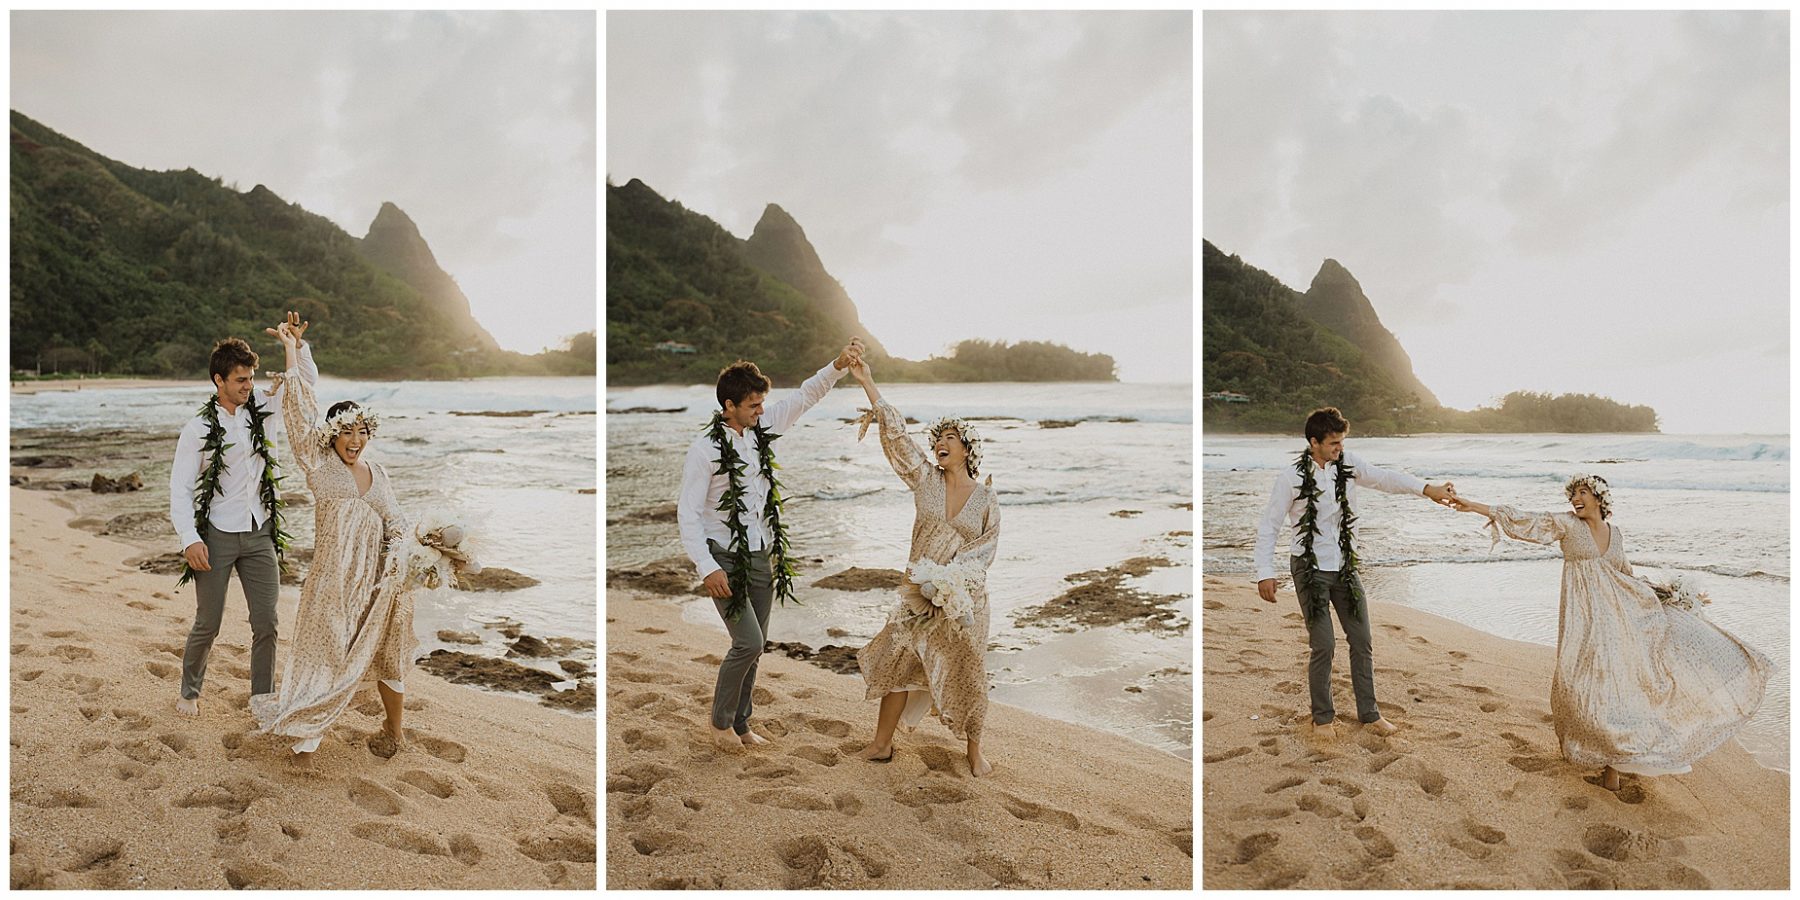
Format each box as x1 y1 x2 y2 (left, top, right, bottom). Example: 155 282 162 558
604 582 1194 889
9 487 597 889
1200 577 1788 890
10 378 189 394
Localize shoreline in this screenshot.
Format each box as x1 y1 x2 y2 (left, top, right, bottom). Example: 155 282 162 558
605 584 1193 889
9 488 597 888
1201 577 1788 889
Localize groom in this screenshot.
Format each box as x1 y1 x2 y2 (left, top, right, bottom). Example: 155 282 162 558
678 338 864 751
168 314 318 715
1253 406 1456 739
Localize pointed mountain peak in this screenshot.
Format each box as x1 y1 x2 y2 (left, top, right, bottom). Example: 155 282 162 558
755 202 801 231
368 201 420 238
747 202 824 271
1310 258 1363 293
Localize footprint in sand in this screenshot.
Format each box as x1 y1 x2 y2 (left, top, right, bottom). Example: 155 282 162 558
774 835 888 888
397 770 456 799
637 627 667 635
1000 794 1080 831
515 829 596 864
51 645 96 662
60 674 103 695
1233 832 1279 864
1366 752 1402 774
1228 803 1294 821
690 653 722 666
1499 731 1533 751
619 728 669 753
17 786 97 809
1479 701 1505 713
1414 765 1448 796
1319 776 1363 798
1507 754 1558 774
1295 794 1341 818
806 717 853 738
1354 825 1397 859
114 762 165 790
43 630 88 640
448 834 482 866
1262 776 1305 795
62 837 123 875
892 779 973 808
349 821 448 856
126 600 157 611
1272 681 1303 695
788 745 840 768
1203 746 1251 764
413 734 468 763
749 787 834 811
347 777 405 815
144 661 178 681
111 709 151 732
1257 737 1280 756
156 732 192 756
616 668 677 685
607 763 677 796
173 777 275 814
545 782 596 824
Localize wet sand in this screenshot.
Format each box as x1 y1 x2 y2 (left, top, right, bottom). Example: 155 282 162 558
1201 577 1787 889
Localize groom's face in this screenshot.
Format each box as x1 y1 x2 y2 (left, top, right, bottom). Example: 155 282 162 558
213 365 255 409
1309 431 1346 464
723 392 766 430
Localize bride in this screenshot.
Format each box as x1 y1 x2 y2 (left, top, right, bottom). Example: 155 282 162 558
1449 474 1770 790
846 356 1001 777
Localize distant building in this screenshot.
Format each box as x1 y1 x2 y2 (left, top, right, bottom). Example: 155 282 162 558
1206 391 1251 404
654 341 696 355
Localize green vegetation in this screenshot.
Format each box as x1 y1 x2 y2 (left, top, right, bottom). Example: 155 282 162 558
10 111 592 379
1203 240 1657 434
606 178 1115 385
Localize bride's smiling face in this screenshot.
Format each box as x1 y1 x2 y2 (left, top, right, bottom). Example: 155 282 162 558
932 432 969 474
1569 485 1601 519
333 424 371 465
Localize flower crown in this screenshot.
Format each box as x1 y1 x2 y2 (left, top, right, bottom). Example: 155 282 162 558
926 417 983 476
317 404 381 448
1564 473 1612 519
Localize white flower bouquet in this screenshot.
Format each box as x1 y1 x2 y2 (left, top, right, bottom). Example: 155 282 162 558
897 557 985 630
1649 573 1711 614
392 509 483 590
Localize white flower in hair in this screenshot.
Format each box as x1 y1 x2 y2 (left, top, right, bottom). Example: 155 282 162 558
926 417 983 475
317 404 381 448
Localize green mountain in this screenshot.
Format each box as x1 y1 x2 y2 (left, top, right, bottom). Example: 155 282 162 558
10 111 590 379
1203 240 1656 434
606 177 1115 385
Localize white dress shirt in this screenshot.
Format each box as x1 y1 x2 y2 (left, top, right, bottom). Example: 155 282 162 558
169 341 319 550
678 361 847 579
1253 448 1427 582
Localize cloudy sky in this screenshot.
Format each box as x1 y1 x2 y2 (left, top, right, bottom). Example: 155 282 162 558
607 11 1192 384
1205 11 1787 434
12 10 595 354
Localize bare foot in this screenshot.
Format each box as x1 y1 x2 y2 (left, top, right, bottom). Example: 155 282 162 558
1306 720 1340 742
857 741 893 762
1366 717 1400 736
175 698 198 717
740 730 770 747
711 727 745 752
382 719 404 744
968 750 992 778
1601 766 1621 791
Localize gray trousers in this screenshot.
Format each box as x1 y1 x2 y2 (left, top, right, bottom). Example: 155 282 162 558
1291 555 1379 725
181 519 280 700
707 540 773 734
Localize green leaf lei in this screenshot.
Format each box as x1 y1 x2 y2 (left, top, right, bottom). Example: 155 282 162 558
706 413 798 622
177 394 290 586
1293 449 1365 623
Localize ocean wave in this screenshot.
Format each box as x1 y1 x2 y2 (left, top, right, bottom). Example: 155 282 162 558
811 486 885 501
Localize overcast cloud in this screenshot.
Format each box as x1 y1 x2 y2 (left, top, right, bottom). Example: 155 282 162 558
607 11 1192 383
1205 11 1787 434
12 10 596 354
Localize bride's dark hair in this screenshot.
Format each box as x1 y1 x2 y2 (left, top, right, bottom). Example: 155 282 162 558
327 400 362 419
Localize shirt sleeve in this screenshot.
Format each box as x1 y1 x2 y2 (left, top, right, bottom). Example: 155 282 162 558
759 360 847 435
169 417 205 550
1347 451 1427 496
677 436 723 579
1253 467 1299 582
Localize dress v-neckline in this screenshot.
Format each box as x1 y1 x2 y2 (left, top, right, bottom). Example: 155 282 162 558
1586 521 1613 557
347 462 374 498
944 477 979 523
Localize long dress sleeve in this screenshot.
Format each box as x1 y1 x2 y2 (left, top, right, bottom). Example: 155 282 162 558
373 463 410 547
871 399 933 491
1488 505 1568 547
279 364 329 476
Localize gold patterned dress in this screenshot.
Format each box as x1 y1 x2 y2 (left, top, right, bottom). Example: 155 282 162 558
856 400 1001 741
250 368 415 753
1490 506 1770 775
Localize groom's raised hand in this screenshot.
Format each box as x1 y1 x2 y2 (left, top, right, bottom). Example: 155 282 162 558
1424 482 1457 506
834 336 866 370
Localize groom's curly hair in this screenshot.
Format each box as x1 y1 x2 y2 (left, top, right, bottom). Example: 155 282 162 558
716 360 772 409
1304 407 1350 443
208 338 259 386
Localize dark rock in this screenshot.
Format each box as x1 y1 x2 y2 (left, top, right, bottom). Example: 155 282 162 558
611 406 686 415
89 471 144 493
767 641 861 675
605 556 697 596
539 682 596 712
437 630 483 645
1038 419 1080 429
449 410 547 417
812 567 904 591
134 553 188 576
1014 556 1187 633
506 635 554 658
577 488 596 495
1111 509 1142 518
9 475 26 486
458 567 541 592
15 455 77 468
606 502 677 526
101 511 172 539
281 491 312 506
558 659 589 676
418 649 560 694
